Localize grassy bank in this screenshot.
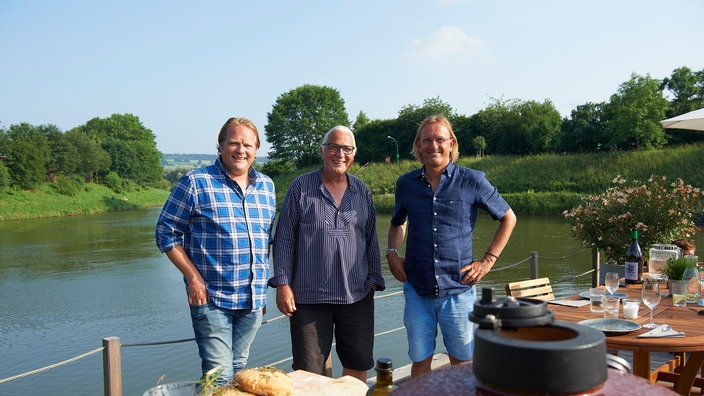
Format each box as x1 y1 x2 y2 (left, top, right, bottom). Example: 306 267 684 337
272 143 704 215
0 183 170 221
3 143 703 221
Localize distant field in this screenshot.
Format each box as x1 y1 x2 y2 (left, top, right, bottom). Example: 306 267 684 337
161 154 269 169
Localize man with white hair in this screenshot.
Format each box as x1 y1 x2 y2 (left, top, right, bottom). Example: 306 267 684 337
269 125 385 382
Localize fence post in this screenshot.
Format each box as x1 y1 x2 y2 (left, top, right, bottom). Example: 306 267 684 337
592 248 600 288
530 251 539 279
103 337 122 396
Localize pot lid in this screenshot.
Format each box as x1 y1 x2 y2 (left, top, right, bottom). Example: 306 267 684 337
470 288 554 329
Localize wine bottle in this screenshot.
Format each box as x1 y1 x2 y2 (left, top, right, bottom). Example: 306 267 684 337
366 358 398 395
625 230 643 284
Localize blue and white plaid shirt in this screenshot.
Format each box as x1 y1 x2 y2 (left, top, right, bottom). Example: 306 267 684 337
156 158 276 310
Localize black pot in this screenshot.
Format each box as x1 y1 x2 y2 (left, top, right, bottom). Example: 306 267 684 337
471 288 607 395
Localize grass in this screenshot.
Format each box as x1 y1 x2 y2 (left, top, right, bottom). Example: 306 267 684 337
0 183 169 221
272 143 704 215
3 143 704 221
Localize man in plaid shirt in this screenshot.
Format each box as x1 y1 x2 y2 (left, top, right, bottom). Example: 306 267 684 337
156 117 276 385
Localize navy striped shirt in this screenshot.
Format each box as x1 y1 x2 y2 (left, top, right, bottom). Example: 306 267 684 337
270 170 385 304
156 158 276 310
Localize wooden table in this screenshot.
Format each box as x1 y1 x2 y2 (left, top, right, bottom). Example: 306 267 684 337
549 284 704 395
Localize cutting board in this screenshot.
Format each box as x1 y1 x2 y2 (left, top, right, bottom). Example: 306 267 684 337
288 370 369 396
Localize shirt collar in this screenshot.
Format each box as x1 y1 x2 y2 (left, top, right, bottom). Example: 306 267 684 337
417 162 455 181
214 157 258 183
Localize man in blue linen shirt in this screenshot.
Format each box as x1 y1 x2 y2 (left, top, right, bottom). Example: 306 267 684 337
387 115 516 378
269 125 385 382
155 117 276 385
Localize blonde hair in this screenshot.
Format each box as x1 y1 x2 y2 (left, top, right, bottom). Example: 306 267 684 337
217 117 261 153
411 115 459 162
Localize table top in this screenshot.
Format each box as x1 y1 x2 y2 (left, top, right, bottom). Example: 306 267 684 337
550 284 704 353
391 363 678 395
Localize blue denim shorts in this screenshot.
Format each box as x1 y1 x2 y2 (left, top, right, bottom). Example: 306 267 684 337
403 282 476 362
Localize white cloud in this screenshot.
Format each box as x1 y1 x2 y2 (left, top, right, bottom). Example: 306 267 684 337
405 26 487 65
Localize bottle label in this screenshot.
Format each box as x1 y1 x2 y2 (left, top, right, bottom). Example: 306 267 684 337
624 261 639 280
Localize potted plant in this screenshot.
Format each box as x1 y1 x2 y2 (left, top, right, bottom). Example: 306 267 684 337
661 256 688 281
564 175 703 264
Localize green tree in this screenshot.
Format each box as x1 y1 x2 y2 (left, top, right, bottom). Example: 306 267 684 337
352 110 370 131
75 114 162 185
0 161 10 192
661 66 704 118
561 102 607 152
64 129 111 182
42 124 80 181
516 100 562 154
2 123 50 189
604 73 670 150
265 84 350 167
354 119 403 164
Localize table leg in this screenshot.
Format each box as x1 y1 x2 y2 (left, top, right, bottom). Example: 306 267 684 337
632 351 651 379
675 352 704 395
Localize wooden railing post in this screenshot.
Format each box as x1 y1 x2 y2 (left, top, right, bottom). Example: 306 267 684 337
592 248 601 288
103 337 122 396
530 251 539 279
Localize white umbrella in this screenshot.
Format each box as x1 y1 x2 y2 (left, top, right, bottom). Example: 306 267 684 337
660 107 704 131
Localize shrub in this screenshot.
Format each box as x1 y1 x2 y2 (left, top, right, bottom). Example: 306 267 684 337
563 175 704 262
53 175 84 196
103 171 135 194
0 161 9 194
261 159 296 177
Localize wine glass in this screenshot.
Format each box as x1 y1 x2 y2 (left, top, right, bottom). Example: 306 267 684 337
605 272 619 296
641 279 661 329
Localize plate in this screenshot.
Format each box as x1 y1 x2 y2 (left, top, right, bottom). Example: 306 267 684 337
578 318 641 335
579 291 628 300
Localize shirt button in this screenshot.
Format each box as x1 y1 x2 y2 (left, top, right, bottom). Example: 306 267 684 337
434 212 437 216
433 228 437 232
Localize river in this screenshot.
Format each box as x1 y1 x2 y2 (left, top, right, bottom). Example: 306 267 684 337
1 208 700 395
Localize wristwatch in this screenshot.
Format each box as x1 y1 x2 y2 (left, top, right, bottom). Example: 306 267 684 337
385 248 399 257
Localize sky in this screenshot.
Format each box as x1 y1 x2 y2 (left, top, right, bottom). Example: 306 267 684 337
2 1 703 156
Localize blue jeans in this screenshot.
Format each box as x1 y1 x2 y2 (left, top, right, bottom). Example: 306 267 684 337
403 282 476 362
190 301 263 385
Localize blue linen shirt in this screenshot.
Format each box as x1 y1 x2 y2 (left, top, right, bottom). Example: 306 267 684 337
155 158 276 310
390 162 510 297
269 169 386 304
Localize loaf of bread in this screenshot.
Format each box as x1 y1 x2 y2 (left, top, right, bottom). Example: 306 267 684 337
234 366 294 396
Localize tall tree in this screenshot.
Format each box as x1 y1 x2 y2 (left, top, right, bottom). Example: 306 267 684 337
265 84 350 167
64 129 111 182
604 73 669 150
661 66 704 118
42 124 80 181
75 114 162 185
352 110 370 131
2 123 50 188
561 102 607 152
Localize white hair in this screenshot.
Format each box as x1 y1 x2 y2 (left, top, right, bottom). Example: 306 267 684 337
321 125 356 147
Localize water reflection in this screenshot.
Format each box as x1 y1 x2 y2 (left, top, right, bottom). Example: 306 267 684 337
1 208 702 395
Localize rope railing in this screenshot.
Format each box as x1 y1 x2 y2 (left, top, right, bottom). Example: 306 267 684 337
491 256 532 272
1 247 598 395
0 347 104 384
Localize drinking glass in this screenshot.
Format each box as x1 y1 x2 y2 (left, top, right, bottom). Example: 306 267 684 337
589 288 605 313
641 279 661 328
605 272 619 296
